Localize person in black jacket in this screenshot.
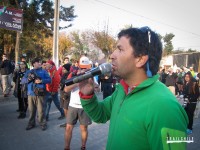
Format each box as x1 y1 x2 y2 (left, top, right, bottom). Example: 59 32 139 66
99 74 113 99
59 63 72 128
183 72 200 134
13 61 29 119
0 54 14 97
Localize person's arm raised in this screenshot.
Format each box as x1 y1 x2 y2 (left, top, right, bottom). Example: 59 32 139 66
79 78 95 97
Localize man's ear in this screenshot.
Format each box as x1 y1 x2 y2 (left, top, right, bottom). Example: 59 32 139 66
135 55 149 68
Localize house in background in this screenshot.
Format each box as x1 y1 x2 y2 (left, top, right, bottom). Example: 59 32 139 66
160 52 200 72
173 52 200 72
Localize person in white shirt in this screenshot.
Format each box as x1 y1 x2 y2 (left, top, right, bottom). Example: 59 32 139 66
64 56 99 150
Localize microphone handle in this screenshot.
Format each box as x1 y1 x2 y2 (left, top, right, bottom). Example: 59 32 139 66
65 69 101 86
65 78 74 86
65 73 84 86
73 72 93 83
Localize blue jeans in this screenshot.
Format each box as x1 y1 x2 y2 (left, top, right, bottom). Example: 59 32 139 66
45 92 64 119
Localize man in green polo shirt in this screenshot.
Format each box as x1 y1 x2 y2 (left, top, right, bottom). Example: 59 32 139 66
79 27 188 150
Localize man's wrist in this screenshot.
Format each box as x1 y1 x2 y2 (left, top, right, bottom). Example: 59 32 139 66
79 91 94 99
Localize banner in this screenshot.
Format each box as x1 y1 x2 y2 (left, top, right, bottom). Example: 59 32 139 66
0 6 23 32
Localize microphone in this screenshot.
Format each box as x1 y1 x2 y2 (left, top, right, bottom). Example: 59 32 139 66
65 63 112 86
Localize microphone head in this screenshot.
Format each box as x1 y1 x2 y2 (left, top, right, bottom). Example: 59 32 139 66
99 63 112 75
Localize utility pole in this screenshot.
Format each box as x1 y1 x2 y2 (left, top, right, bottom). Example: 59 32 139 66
52 0 60 68
14 0 22 65
15 32 20 65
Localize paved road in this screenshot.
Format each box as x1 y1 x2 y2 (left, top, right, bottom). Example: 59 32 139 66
0 92 199 150
0 92 108 150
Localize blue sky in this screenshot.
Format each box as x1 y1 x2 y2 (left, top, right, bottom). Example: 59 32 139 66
60 0 200 51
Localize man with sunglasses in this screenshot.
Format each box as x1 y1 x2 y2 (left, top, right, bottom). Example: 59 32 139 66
79 27 188 149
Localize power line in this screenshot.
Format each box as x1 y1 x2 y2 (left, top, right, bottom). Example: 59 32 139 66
93 0 200 38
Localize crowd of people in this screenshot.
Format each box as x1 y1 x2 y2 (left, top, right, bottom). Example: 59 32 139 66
158 65 200 134
0 53 109 149
0 26 199 149
159 66 200 95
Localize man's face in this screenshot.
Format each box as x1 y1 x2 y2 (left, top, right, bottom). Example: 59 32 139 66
42 63 46 70
64 58 69 64
110 36 136 79
21 58 26 61
2 55 7 60
19 62 26 69
75 62 78 67
185 74 190 82
33 62 41 69
45 63 52 70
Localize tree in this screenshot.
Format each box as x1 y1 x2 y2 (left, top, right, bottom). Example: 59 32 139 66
92 31 116 59
0 28 16 58
0 0 77 60
58 32 73 61
69 31 87 60
163 33 175 56
187 48 197 53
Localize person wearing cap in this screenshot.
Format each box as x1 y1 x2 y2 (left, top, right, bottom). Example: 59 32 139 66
21 58 51 131
64 56 94 150
45 60 65 121
78 27 188 149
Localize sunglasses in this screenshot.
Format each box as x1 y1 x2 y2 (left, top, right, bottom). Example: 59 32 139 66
138 26 151 44
138 26 152 77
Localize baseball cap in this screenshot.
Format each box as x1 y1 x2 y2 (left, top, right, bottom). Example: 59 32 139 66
79 56 91 69
46 60 55 66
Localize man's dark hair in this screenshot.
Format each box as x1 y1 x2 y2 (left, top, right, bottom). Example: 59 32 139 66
21 56 26 59
31 58 40 66
42 60 46 64
118 27 163 76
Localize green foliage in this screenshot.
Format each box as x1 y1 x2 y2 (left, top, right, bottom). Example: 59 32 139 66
0 0 76 60
58 33 73 61
59 6 77 30
172 50 185 54
69 31 87 60
163 33 175 56
92 31 116 57
187 48 197 52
